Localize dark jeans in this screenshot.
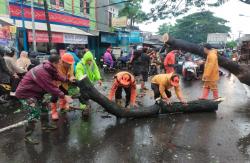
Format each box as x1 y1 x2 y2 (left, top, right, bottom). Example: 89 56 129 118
50 86 68 103
115 86 131 107
11 73 25 92
151 83 172 99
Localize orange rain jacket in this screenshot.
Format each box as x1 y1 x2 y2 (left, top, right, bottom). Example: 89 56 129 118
55 61 74 90
202 49 219 82
164 50 176 74
109 71 137 105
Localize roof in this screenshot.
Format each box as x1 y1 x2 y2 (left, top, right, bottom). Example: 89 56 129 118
0 17 92 36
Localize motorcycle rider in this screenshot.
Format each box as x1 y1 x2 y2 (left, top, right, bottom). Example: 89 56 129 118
4 47 26 96
103 47 114 69
182 53 199 79
0 46 11 103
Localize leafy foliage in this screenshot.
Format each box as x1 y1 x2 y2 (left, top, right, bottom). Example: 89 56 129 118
157 11 231 43
119 0 148 26
148 0 249 21
226 40 237 49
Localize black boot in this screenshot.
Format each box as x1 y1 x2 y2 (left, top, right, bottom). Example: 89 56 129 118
40 112 57 131
24 121 39 145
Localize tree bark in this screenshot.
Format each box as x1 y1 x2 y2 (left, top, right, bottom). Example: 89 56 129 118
162 33 250 86
77 76 219 118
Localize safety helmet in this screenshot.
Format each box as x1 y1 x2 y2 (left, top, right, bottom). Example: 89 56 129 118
62 53 74 64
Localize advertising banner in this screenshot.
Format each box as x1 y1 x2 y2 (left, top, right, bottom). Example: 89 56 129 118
28 30 64 43
64 33 88 44
112 16 128 27
9 3 89 28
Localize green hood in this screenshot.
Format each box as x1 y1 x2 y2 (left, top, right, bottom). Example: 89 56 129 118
82 51 94 65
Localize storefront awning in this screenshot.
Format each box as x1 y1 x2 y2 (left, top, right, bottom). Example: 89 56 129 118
0 17 92 36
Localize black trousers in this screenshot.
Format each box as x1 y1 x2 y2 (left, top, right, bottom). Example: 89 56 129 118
151 83 172 99
115 86 131 107
50 86 68 103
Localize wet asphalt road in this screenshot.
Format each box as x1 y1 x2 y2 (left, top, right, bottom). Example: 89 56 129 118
0 71 250 163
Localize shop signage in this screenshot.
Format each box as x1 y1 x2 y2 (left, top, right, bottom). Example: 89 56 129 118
64 33 88 44
112 16 128 27
9 3 89 28
28 30 64 43
28 30 88 44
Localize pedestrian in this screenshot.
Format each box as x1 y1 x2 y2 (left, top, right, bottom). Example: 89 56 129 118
75 51 102 116
0 47 11 102
164 50 180 74
103 47 114 69
50 53 75 120
151 73 187 105
131 47 151 90
199 43 220 100
4 47 26 96
28 51 40 71
66 45 80 71
16 51 31 71
108 71 137 108
15 54 74 144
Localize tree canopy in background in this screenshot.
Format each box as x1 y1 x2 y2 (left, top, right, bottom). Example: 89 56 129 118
157 11 231 44
119 0 148 27
147 0 250 21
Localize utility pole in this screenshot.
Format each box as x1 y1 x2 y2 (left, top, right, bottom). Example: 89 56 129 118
43 0 52 51
31 0 37 52
21 0 28 51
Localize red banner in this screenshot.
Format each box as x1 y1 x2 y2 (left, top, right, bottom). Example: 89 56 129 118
28 30 64 43
9 3 89 27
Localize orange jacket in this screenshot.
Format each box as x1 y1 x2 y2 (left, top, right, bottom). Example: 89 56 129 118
164 51 176 74
55 61 74 90
202 49 219 82
109 71 137 105
151 73 183 99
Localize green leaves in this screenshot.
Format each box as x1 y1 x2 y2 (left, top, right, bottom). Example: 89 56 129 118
157 11 231 44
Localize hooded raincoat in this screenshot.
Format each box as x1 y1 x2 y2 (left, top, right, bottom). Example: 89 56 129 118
75 51 101 82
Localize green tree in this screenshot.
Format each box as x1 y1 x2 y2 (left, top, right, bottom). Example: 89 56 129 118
226 40 237 49
148 0 250 21
119 0 147 27
157 11 231 44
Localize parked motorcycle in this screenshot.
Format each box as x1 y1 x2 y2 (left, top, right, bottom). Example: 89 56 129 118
182 61 199 81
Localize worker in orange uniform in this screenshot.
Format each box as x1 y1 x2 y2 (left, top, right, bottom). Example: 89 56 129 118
108 71 137 108
199 43 220 100
151 73 186 105
50 53 75 120
164 50 180 74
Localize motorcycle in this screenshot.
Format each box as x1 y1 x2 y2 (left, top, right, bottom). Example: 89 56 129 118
182 61 199 81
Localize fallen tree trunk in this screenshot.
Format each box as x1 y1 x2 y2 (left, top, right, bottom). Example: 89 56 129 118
77 76 219 118
162 33 250 86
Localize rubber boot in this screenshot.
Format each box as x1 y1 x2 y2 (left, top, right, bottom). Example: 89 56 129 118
24 121 39 145
50 103 59 120
199 88 210 100
82 104 90 118
59 98 69 113
212 89 219 100
40 112 57 131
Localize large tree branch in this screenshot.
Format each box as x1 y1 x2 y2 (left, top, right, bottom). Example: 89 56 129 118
162 33 250 86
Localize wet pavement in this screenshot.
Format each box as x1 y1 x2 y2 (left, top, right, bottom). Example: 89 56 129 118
0 71 250 163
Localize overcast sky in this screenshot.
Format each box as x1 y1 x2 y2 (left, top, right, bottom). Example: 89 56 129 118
138 0 250 39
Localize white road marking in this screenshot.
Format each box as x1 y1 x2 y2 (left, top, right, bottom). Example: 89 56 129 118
0 120 27 133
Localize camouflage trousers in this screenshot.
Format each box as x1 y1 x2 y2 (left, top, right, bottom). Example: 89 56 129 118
20 98 48 122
